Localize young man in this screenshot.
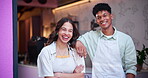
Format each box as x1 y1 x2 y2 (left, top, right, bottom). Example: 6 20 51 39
76 3 137 78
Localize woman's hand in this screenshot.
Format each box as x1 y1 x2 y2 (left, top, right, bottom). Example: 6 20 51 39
73 65 84 73
54 73 61 78
75 41 87 58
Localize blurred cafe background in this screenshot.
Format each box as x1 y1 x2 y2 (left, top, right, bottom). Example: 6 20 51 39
17 0 148 78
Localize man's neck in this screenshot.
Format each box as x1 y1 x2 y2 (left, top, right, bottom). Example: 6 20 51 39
102 26 114 36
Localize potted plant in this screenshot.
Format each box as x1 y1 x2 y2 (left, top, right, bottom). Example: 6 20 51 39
136 44 148 72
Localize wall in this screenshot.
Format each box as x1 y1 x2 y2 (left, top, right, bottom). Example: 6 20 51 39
42 8 55 38
53 0 148 68
0 0 13 78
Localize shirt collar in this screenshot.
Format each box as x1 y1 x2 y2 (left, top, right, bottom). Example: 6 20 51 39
100 26 117 40
51 41 73 55
50 42 56 55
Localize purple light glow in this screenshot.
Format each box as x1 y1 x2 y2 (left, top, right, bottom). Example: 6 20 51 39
0 0 13 78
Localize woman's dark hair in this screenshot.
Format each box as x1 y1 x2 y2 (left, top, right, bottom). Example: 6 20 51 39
46 17 80 48
93 3 111 17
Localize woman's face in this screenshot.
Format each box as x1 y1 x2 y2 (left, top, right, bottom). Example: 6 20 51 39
57 22 73 44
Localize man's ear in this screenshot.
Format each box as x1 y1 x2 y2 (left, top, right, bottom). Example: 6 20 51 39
111 14 113 19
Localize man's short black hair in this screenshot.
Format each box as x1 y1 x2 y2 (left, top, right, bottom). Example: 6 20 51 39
92 3 111 17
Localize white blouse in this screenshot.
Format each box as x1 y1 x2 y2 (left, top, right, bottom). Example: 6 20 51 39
37 42 85 77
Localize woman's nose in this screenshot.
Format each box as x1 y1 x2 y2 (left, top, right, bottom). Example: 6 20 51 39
65 31 69 35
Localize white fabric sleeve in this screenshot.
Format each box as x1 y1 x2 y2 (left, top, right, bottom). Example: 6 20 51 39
37 48 54 77
124 36 137 75
73 49 86 73
77 57 86 73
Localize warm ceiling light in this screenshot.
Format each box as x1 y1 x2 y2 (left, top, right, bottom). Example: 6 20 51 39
52 0 90 13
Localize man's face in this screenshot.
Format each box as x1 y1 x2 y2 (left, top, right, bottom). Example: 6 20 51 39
96 10 113 30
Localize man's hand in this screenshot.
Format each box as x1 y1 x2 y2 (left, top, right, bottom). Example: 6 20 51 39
75 41 87 58
73 65 84 73
126 73 135 78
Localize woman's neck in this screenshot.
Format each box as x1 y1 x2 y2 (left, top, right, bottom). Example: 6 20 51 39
56 40 68 51
56 40 69 57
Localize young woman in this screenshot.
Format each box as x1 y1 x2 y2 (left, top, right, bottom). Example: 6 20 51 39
37 17 85 78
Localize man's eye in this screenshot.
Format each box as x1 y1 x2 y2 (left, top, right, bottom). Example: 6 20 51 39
103 14 107 17
97 16 101 19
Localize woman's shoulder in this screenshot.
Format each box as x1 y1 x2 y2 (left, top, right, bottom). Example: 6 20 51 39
39 42 56 56
44 42 55 49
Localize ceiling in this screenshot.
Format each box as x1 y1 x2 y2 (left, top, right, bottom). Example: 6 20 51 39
57 0 81 7
17 0 81 20
17 0 81 8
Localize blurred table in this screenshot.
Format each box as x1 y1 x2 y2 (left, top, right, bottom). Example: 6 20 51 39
18 64 148 78
136 70 148 78
84 69 148 78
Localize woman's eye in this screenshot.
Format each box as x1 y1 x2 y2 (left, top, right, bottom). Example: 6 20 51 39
61 28 66 31
69 30 73 32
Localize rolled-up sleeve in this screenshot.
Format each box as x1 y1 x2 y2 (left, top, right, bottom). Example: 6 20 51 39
73 50 86 73
77 31 98 60
77 56 86 73
124 36 137 75
77 32 90 49
37 48 54 77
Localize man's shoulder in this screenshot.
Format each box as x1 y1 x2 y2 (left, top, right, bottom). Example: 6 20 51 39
117 31 131 39
85 30 98 33
83 30 100 36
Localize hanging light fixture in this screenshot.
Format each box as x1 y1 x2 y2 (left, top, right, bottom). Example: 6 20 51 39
38 0 47 4
23 0 32 3
52 0 90 13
